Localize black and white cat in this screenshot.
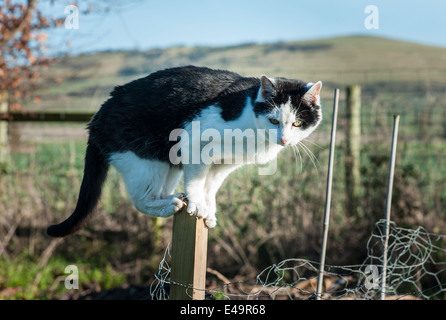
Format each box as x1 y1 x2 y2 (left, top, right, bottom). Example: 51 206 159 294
47 65 322 237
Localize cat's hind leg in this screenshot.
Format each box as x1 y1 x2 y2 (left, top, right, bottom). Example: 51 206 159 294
161 166 185 202
109 152 184 217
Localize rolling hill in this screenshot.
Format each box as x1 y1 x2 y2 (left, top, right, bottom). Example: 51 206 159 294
33 35 446 112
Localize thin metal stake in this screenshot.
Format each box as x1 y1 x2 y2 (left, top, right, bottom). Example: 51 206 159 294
316 88 339 300
380 115 400 300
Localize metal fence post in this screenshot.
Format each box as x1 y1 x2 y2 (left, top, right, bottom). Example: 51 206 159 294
380 115 400 300
316 88 340 300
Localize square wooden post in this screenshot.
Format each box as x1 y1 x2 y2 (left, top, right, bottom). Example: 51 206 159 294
345 85 361 218
170 208 208 300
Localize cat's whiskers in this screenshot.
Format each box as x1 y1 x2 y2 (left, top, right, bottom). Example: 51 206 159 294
297 140 320 175
302 138 323 150
290 144 304 173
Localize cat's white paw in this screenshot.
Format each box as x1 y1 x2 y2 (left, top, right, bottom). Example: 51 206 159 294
205 204 217 227
205 215 217 228
186 201 209 219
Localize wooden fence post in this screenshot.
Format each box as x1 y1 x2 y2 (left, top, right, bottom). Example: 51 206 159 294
0 92 9 170
345 85 361 218
170 208 208 300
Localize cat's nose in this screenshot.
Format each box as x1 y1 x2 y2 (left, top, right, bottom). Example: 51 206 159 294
280 137 287 145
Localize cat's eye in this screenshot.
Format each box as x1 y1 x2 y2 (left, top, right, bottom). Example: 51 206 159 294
269 118 279 125
292 121 303 127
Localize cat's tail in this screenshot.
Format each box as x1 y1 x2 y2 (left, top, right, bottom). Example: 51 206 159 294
47 139 109 237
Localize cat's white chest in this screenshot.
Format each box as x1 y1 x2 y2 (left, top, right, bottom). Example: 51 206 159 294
252 142 283 165
179 101 283 166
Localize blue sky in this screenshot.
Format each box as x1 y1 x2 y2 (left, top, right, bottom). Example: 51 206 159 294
42 0 446 55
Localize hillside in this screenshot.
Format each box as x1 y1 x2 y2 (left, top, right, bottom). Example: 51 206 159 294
33 35 446 112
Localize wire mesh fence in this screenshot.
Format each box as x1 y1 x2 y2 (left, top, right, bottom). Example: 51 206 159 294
149 85 446 301
150 219 446 300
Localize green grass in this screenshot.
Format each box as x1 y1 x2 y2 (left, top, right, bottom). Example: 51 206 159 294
0 251 126 299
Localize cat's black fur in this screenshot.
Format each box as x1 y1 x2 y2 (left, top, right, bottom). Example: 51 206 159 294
88 66 318 162
88 66 257 162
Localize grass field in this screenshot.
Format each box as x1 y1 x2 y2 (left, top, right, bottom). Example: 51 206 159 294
1 35 446 299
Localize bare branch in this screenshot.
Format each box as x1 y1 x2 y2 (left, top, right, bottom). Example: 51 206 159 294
0 0 38 46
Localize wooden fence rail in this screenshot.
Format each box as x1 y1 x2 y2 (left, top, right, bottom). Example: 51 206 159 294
0 111 94 122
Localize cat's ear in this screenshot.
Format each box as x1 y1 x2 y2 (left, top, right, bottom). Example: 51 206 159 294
258 75 276 101
303 81 322 104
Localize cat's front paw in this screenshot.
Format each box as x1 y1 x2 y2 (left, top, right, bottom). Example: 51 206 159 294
204 215 217 228
188 203 217 228
186 200 209 219
203 205 217 228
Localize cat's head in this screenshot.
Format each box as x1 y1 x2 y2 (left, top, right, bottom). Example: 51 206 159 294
254 75 322 146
